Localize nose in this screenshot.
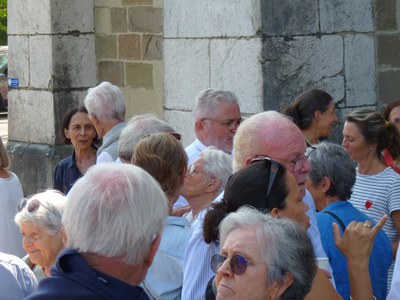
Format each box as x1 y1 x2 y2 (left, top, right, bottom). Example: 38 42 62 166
301 158 312 173
217 257 233 278
342 139 347 148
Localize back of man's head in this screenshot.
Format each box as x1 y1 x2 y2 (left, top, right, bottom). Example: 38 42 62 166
233 111 301 172
193 88 238 120
118 114 175 162
84 81 126 123
64 163 168 265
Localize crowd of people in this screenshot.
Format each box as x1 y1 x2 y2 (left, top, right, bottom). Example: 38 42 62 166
1 82 400 300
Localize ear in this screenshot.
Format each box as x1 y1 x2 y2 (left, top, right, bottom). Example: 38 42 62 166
320 176 332 194
270 207 280 219
195 119 204 132
145 234 161 268
271 272 294 299
243 156 254 167
314 110 322 121
60 227 67 248
205 178 221 193
64 128 70 139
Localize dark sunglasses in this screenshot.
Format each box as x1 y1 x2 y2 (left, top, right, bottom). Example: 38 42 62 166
17 198 52 213
211 253 258 275
142 132 182 141
250 157 279 200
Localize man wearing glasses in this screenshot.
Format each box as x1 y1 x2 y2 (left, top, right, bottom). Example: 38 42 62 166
182 111 330 300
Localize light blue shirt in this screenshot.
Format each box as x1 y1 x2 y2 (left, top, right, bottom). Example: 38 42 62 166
143 216 190 300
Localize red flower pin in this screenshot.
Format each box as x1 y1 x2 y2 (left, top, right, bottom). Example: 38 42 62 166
365 200 373 209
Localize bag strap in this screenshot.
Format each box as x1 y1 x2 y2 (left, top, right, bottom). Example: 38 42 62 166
324 211 346 232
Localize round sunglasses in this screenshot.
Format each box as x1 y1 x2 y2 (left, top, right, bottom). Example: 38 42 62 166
17 198 52 213
211 253 266 275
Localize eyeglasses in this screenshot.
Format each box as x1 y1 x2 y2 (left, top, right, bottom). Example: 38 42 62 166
142 132 182 141
211 253 266 275
391 118 400 124
201 117 243 129
17 198 52 213
188 164 200 176
285 146 316 173
250 157 279 200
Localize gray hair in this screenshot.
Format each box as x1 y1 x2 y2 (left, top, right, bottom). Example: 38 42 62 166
193 88 239 120
15 190 67 235
64 163 168 265
201 146 232 194
118 114 175 162
220 207 315 300
308 142 356 200
84 81 126 123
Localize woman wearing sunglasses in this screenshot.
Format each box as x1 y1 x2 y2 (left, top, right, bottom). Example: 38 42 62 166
14 190 66 281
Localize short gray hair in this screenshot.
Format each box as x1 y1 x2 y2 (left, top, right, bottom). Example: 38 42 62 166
219 207 315 300
118 114 175 162
64 163 168 265
308 142 356 200
15 190 67 235
84 81 126 123
201 146 232 194
193 88 238 120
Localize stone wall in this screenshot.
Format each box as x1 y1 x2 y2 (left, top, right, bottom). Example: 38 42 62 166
94 0 164 118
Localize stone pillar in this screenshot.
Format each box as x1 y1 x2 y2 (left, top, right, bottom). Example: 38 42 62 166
163 0 263 147
7 0 97 195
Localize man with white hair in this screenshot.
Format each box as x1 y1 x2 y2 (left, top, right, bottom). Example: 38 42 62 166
26 164 168 299
84 81 127 163
182 146 232 223
175 89 241 209
182 111 330 300
117 113 177 163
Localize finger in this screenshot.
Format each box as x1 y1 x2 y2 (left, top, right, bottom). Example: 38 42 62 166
332 222 342 246
370 215 388 236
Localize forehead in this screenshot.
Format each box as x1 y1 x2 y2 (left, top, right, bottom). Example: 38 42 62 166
70 112 91 125
266 128 306 161
222 226 263 256
343 121 361 135
213 101 240 117
193 156 205 167
390 106 400 118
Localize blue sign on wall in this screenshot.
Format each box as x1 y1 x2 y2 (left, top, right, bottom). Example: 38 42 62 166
8 78 19 87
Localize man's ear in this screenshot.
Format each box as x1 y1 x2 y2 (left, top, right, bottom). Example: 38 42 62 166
270 272 294 299
145 234 161 268
243 156 254 167
195 119 204 132
205 178 221 193
270 207 280 218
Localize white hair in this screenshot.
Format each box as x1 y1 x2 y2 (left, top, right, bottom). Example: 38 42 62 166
201 146 232 194
84 81 126 123
15 190 67 235
193 88 239 120
118 114 175 161
220 207 315 299
64 163 168 265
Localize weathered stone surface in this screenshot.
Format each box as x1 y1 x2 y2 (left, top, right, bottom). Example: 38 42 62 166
96 35 118 60
164 0 261 38
164 110 195 147
128 7 162 33
124 87 163 118
7 141 73 195
164 39 209 110
261 0 318 35
8 36 30 88
98 61 125 86
111 8 127 33
95 8 111 34
30 35 96 89
376 0 397 31
344 34 376 106
119 34 141 60
8 90 55 144
125 63 153 89
143 35 162 60
210 38 263 114
123 0 152 5
320 0 373 33
262 35 344 111
8 0 52 34
95 0 122 7
378 70 400 103
52 0 95 33
377 34 400 68
142 34 163 60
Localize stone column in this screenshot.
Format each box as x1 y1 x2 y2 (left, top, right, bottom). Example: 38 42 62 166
7 0 97 195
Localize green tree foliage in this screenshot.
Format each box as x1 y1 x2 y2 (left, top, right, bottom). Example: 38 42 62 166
0 0 6 45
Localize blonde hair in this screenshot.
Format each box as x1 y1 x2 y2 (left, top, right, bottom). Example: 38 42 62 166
0 137 9 169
